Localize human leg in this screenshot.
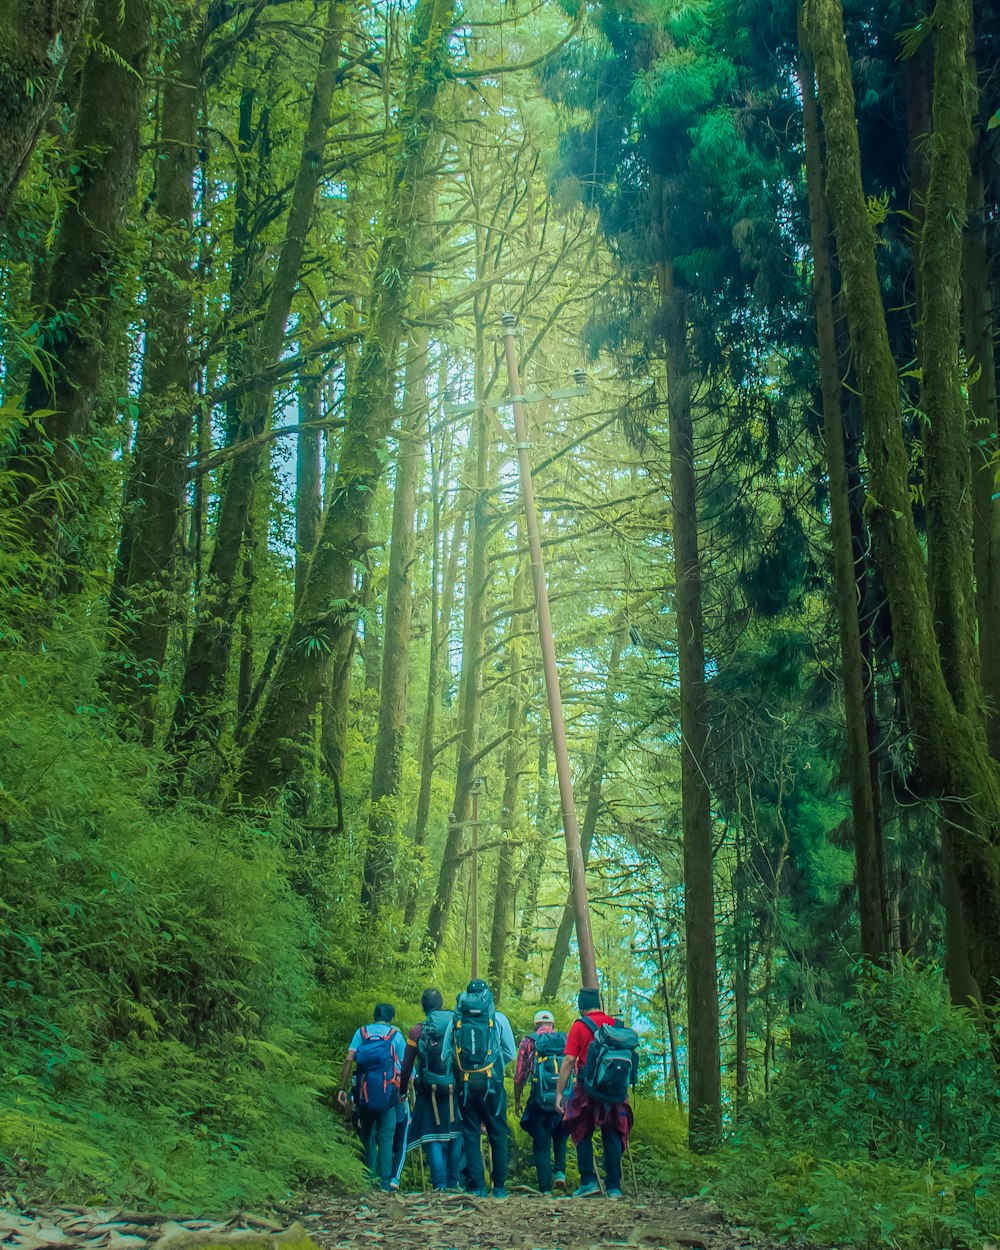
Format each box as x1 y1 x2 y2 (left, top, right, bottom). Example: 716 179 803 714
446 1135 464 1188
425 1140 446 1189
553 1123 568 1179
481 1087 509 1189
530 1119 554 1192
375 1105 395 1184
461 1098 486 1192
575 1129 597 1185
601 1126 624 1190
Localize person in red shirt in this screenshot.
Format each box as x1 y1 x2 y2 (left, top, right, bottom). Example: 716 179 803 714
554 987 633 1199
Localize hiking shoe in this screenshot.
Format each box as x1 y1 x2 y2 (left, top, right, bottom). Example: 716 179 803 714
606 1188 623 1200
573 1181 601 1198
388 1180 399 1192
493 1187 509 1201
472 1187 488 1198
553 1171 566 1190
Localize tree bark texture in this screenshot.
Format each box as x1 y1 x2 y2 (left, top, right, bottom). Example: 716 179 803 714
542 622 626 1000
239 0 457 797
0 0 93 228
807 0 1000 1002
799 10 889 962
655 207 721 1147
422 358 491 960
169 0 344 764
488 553 529 1000
8 0 150 574
964 74 1000 759
361 321 429 913
108 30 199 739
294 374 324 609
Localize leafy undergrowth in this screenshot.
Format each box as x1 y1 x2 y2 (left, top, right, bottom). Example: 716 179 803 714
700 967 1000 1250
0 635 364 1210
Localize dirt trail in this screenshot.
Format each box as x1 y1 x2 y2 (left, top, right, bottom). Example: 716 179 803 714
296 1190 757 1250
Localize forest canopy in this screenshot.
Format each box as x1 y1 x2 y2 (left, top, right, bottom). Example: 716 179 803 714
1 0 999 1244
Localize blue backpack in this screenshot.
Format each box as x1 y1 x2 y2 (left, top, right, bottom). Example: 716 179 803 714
354 1026 401 1111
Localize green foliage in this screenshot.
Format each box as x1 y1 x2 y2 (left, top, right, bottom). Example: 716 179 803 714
706 966 1000 1248
0 630 363 1208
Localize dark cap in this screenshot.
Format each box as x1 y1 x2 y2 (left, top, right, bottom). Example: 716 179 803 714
578 987 601 1013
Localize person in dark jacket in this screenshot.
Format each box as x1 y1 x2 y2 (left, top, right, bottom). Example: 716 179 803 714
400 987 463 1190
514 1009 571 1193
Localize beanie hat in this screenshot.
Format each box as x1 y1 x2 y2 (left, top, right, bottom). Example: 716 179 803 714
578 987 601 1013
533 1009 555 1025
467 978 490 995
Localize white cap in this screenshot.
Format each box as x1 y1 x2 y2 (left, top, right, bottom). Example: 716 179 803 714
533 1009 555 1025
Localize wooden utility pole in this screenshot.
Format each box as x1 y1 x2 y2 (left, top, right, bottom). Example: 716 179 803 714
499 313 598 990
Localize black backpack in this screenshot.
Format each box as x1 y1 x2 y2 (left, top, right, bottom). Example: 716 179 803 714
530 1029 568 1110
416 1008 455 1088
580 1016 638 1105
454 987 502 1092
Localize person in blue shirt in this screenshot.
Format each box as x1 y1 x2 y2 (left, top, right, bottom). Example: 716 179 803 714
337 1003 407 1190
442 979 516 1199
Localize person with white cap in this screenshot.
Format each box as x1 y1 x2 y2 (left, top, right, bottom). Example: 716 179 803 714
514 1009 571 1193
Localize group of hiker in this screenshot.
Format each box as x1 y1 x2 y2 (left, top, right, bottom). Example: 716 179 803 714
337 979 638 1200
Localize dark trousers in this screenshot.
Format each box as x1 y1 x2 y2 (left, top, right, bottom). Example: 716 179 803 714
576 1124 623 1189
528 1116 568 1192
426 1135 463 1188
357 1105 396 1183
461 1084 509 1190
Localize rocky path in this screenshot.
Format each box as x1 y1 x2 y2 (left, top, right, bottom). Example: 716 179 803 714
296 1189 757 1250
0 1191 759 1250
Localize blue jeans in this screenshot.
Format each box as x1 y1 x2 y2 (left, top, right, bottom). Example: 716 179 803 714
357 1105 396 1184
425 1135 463 1188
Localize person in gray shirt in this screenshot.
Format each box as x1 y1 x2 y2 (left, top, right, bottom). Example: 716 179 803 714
443 978 516 1199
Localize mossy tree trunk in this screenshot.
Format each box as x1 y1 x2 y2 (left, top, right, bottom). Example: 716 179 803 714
807 0 1000 1002
168 0 344 766
361 318 429 914
0 0 93 228
107 28 200 740
799 9 889 962
8 0 150 577
239 0 457 797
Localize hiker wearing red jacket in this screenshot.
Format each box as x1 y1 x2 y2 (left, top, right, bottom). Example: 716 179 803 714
554 987 634 1199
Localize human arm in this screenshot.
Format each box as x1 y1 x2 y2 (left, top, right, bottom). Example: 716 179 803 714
337 1049 356 1107
399 1026 419 1097
496 1012 517 1068
554 1054 575 1113
513 1036 533 1113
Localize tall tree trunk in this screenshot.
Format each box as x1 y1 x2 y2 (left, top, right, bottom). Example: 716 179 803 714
107 30 199 739
0 0 93 229
401 486 466 942
361 321 429 913
509 715 549 999
654 200 721 1147
799 10 889 962
8 0 150 575
808 0 1000 1002
422 332 491 960
542 623 626 999
168 0 344 765
489 553 529 1000
239 0 457 796
295 374 324 609
965 69 1000 759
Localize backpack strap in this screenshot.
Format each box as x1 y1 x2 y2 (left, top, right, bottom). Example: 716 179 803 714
579 1015 599 1037
360 1026 371 1042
